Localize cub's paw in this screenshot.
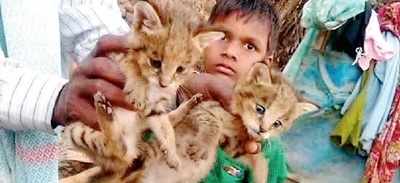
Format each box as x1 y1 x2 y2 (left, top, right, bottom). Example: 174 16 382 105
94 92 113 120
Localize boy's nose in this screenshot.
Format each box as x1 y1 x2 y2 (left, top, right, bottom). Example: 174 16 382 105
222 42 238 61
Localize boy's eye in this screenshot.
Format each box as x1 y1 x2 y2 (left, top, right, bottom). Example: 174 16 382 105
244 43 256 51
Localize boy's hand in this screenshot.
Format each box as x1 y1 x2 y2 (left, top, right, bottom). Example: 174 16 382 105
245 141 262 154
182 73 234 111
182 73 262 154
52 35 132 129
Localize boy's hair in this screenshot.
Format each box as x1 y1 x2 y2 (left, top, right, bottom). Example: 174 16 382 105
208 0 279 55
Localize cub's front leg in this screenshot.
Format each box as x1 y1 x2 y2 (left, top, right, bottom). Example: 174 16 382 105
119 52 150 115
93 92 132 171
124 77 149 115
146 94 203 169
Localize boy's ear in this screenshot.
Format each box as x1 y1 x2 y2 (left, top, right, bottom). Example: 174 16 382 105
262 54 280 69
245 62 273 85
264 55 274 67
132 1 163 35
192 31 224 53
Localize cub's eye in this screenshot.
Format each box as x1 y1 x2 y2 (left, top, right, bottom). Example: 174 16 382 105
256 104 265 115
176 66 185 73
150 59 162 69
272 120 282 128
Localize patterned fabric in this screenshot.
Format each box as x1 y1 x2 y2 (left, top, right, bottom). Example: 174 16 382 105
363 87 400 183
378 2 400 38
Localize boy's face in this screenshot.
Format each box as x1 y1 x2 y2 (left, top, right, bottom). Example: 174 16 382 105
204 12 271 82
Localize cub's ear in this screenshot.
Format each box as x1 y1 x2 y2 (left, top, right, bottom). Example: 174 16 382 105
287 102 319 125
132 1 163 35
192 31 224 53
245 63 273 85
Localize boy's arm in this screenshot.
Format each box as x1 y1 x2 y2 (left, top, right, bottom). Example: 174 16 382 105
181 73 261 154
179 73 234 111
0 56 67 132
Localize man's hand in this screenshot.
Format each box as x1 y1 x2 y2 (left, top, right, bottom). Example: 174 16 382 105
52 35 132 129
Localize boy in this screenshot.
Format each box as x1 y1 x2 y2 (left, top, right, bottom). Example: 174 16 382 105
180 0 288 183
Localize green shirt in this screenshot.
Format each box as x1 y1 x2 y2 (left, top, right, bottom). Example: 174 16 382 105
144 132 288 183
201 138 288 183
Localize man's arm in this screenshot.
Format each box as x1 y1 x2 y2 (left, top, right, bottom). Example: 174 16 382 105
0 57 67 132
0 0 131 132
59 0 130 62
50 0 132 129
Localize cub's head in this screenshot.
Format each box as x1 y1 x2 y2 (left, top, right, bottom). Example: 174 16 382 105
231 63 318 141
129 1 223 88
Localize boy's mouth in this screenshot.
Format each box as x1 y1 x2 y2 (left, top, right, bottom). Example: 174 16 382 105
215 64 235 76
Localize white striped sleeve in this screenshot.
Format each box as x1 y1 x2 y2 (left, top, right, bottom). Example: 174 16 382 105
59 0 130 62
0 59 67 132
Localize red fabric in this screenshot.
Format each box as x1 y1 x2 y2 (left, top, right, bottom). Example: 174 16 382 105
363 87 400 183
378 2 400 38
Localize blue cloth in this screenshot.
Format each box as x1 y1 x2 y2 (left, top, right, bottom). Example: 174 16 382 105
301 0 367 30
291 47 362 109
282 111 366 183
281 0 370 181
341 32 400 154
0 0 7 56
284 0 366 81
361 32 399 152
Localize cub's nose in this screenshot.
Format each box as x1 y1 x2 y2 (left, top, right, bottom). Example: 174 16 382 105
259 127 267 133
250 127 260 134
159 80 168 88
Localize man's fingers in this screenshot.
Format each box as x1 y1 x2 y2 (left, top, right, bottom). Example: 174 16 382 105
91 34 130 57
76 78 132 109
78 57 126 88
70 98 99 130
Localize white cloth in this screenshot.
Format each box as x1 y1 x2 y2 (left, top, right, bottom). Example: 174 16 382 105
0 0 129 132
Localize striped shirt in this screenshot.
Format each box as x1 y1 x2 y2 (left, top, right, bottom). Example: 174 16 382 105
0 0 129 132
